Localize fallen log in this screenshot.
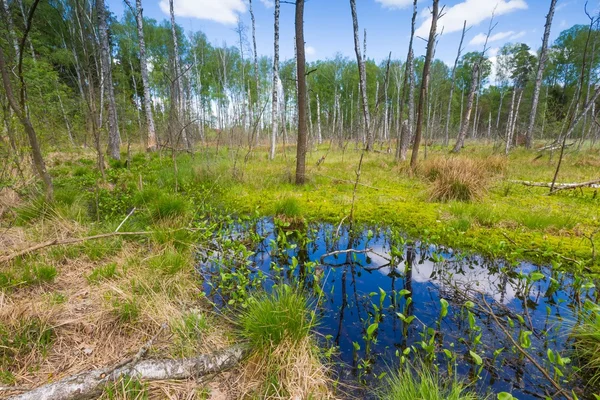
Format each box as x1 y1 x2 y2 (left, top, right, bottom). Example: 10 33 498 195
509 179 600 190
8 345 249 400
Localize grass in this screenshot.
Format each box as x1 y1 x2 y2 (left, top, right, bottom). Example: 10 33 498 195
422 157 491 202
87 262 119 284
236 285 333 398
238 284 314 351
572 302 600 388
149 194 190 222
274 197 302 218
171 312 210 357
0 317 55 371
379 361 480 400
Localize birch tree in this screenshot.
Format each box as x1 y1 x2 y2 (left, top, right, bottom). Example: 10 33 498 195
269 0 280 160
124 0 158 151
97 0 121 160
526 0 558 149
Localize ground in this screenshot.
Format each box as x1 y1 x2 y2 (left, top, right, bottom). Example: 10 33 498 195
0 141 599 399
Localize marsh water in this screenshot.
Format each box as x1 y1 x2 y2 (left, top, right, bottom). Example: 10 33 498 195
199 218 595 399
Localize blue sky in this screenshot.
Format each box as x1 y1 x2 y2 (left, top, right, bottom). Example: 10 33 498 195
107 0 592 66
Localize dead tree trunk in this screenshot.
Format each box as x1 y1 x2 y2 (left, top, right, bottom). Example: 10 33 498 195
97 0 121 160
444 20 467 147
526 0 557 149
349 0 372 150
269 0 280 160
169 0 189 149
452 63 479 152
250 0 260 143
295 0 307 185
395 0 417 161
410 0 438 169
505 88 517 154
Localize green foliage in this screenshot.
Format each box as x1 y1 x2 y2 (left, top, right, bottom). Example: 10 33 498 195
378 360 480 400
83 238 123 261
238 285 314 352
88 263 119 284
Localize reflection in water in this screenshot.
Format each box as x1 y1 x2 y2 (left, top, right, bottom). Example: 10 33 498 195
200 218 594 400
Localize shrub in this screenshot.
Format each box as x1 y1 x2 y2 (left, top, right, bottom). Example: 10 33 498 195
423 158 488 202
238 285 314 352
379 360 480 400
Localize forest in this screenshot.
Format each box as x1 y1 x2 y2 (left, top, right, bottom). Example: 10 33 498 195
1 0 600 399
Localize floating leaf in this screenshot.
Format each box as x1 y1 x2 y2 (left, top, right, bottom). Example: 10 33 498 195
469 350 483 365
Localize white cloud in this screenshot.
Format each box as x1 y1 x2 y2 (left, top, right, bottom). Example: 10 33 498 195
469 30 527 46
259 0 274 8
375 0 413 9
305 46 316 56
415 0 528 38
159 0 246 25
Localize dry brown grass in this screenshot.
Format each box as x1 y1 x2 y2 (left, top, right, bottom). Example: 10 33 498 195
233 337 335 400
0 238 234 399
421 157 494 202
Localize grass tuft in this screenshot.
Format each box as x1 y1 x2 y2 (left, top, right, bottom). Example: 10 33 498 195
273 197 302 218
88 263 119 284
423 158 489 202
149 195 190 222
238 284 314 352
379 360 480 400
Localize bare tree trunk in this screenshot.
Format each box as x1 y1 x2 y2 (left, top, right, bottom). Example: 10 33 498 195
349 0 372 150
395 3 417 161
97 0 121 160
295 0 307 185
511 89 524 146
270 0 280 159
505 88 517 154
444 20 466 146
410 0 438 168
250 0 260 142
56 88 75 146
316 93 322 144
452 64 479 153
124 0 158 151
526 0 557 149
169 0 188 149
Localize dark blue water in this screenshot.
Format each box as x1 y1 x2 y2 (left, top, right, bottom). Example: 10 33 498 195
200 218 595 399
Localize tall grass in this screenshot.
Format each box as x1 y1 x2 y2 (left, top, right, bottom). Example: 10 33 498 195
379 361 480 400
572 303 600 388
238 284 314 351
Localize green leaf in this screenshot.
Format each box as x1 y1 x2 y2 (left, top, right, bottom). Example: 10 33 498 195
366 323 379 337
469 350 483 365
497 392 515 400
547 348 555 364
530 272 545 282
519 331 532 349
440 298 449 318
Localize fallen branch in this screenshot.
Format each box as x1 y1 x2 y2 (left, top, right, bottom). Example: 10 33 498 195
8 345 249 400
508 179 600 190
320 248 372 264
0 231 152 265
